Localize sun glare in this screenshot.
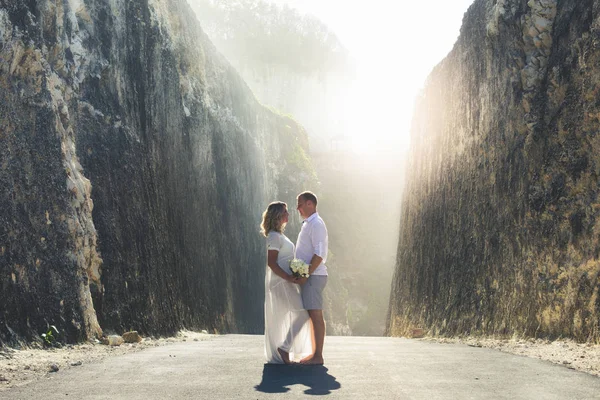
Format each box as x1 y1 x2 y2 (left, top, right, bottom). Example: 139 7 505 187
269 0 474 156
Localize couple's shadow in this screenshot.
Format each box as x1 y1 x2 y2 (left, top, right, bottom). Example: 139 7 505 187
255 363 341 395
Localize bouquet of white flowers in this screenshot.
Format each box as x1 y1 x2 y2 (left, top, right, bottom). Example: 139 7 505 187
289 258 310 278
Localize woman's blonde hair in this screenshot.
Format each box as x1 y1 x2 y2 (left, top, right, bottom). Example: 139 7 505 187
260 201 288 237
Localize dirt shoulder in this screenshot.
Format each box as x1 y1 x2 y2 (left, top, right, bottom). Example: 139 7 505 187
0 330 214 391
423 336 600 377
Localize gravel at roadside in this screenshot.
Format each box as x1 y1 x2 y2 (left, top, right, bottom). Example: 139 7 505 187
424 336 600 377
0 330 214 391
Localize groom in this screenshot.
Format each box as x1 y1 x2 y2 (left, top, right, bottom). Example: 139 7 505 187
295 191 328 365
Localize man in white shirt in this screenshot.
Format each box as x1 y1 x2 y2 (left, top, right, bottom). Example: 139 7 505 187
295 191 328 365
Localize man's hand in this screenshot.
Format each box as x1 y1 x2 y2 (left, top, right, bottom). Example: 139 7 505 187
309 254 323 275
294 277 308 285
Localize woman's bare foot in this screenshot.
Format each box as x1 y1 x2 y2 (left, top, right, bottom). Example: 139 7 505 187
299 353 314 363
299 355 324 365
277 348 293 365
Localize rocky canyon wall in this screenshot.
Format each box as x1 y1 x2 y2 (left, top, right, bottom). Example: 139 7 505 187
0 0 312 344
387 0 600 342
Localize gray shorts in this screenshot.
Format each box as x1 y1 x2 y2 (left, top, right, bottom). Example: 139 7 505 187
301 275 328 310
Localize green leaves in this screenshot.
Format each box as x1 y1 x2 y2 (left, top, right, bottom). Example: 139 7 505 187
41 325 59 346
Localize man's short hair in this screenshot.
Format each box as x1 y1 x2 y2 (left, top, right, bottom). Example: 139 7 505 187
298 191 318 206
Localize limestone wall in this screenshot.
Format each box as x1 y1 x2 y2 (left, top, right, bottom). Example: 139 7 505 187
0 0 312 343
387 0 600 342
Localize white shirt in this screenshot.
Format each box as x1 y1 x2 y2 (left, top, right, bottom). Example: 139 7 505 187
295 212 328 276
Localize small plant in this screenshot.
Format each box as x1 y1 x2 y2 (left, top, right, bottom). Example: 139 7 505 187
41 325 59 346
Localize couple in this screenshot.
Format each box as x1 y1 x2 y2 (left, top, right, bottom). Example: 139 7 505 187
260 191 328 365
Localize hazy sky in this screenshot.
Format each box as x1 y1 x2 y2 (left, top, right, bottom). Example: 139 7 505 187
269 0 476 154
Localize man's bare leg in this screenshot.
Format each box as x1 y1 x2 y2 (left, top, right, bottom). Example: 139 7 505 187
300 309 325 365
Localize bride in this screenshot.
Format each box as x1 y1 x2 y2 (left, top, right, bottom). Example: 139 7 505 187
260 201 312 364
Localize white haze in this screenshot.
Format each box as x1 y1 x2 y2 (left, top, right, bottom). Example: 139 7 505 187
264 0 477 336
185 0 476 335
270 0 475 155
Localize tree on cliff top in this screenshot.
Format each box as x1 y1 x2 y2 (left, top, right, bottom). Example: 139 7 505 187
190 0 351 78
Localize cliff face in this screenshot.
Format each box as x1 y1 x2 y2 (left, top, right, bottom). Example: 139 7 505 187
388 0 600 341
0 0 311 344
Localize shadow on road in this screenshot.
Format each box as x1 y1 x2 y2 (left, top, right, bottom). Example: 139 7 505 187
255 364 341 395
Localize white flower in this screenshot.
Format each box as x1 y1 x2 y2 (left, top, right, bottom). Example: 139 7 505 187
290 258 309 278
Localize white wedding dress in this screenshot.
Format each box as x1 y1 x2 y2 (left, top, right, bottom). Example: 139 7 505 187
264 231 313 363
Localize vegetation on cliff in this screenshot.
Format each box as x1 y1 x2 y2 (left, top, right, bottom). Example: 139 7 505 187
189 0 348 77
189 0 354 149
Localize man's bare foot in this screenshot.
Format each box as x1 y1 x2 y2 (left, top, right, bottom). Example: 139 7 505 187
278 348 293 365
299 355 324 365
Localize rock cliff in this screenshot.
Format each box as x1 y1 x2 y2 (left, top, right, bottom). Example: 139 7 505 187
0 0 312 344
387 0 600 342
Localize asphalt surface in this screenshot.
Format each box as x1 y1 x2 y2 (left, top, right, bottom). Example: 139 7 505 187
3 334 600 399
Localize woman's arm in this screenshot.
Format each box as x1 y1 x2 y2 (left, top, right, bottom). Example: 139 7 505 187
267 250 293 282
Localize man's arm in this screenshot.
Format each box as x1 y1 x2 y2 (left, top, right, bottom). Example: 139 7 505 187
308 222 327 275
308 254 323 275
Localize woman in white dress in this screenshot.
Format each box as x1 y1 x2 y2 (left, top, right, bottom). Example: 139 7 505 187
260 201 312 364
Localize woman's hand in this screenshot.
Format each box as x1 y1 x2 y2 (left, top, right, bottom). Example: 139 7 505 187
293 277 308 285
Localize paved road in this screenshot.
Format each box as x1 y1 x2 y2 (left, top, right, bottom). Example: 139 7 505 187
4 335 600 399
